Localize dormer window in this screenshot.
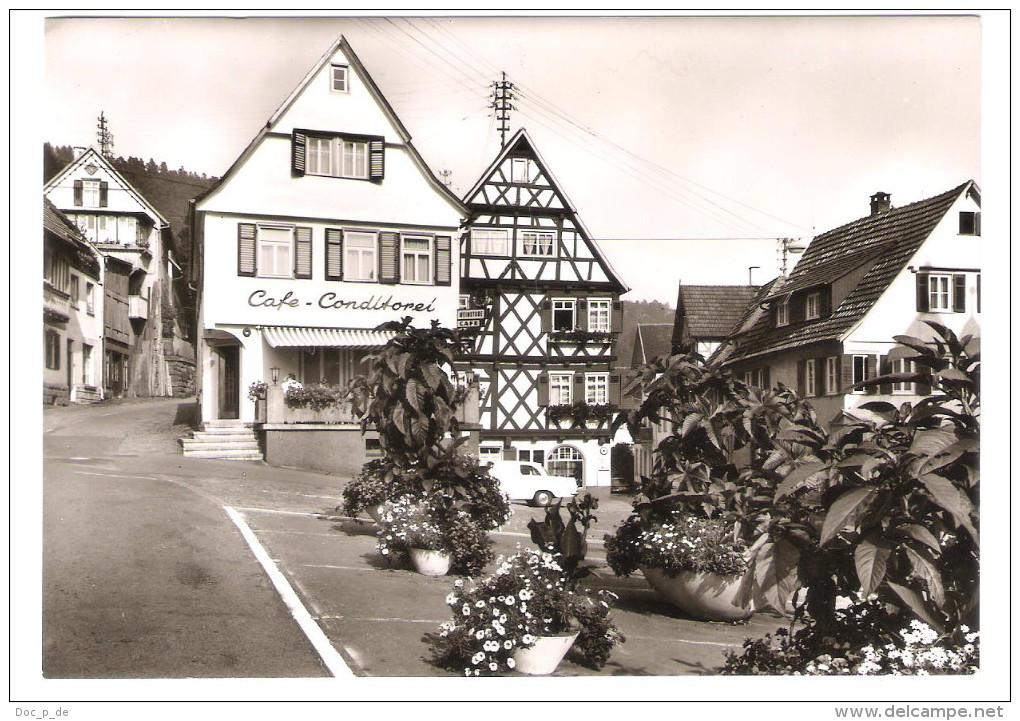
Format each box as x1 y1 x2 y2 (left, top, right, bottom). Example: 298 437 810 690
959 211 980 236
331 64 349 93
776 299 790 327
805 292 821 320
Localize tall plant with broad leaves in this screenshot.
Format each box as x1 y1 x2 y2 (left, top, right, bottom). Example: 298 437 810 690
736 321 979 641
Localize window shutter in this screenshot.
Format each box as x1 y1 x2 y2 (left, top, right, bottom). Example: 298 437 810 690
879 356 893 395
292 130 307 176
609 373 622 406
762 366 771 390
537 372 549 407
540 298 552 333
820 288 832 317
435 235 452 286
976 274 981 313
325 228 343 280
73 180 83 206
796 360 806 396
369 137 385 181
99 181 109 207
952 274 966 313
975 212 981 236
916 273 930 312
379 232 399 284
577 298 588 331
840 354 854 392
866 355 878 394
294 227 313 279
915 370 932 396
611 300 623 334
237 223 256 277
574 373 584 400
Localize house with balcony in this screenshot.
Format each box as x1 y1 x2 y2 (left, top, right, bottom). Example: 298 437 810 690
43 198 104 404
719 182 981 425
456 128 629 488
44 147 174 398
187 36 467 469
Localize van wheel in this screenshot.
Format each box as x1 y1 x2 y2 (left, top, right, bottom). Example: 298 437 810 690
532 490 554 507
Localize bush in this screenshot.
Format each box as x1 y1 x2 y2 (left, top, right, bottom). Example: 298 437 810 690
341 459 419 517
605 512 748 578
376 495 494 576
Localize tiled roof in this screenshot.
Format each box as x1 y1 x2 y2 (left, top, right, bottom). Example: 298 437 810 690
634 323 674 364
723 181 974 364
707 278 779 365
44 198 89 249
678 285 760 338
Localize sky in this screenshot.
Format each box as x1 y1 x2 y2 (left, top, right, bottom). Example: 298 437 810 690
37 13 984 304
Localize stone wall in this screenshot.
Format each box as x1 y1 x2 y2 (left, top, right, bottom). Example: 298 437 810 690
263 425 377 476
166 355 196 397
43 383 70 406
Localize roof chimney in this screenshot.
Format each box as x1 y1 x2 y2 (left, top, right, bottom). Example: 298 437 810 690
870 191 891 215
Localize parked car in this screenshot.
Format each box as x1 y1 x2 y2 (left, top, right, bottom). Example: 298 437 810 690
485 460 579 507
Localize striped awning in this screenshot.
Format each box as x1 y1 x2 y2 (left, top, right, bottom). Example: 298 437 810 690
262 326 396 349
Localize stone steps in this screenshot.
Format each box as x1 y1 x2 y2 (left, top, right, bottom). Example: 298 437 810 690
180 420 263 461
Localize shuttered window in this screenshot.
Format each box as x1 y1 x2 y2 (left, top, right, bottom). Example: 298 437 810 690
325 229 343 280
401 236 432 285
258 226 294 278
927 274 952 311
952 274 966 312
344 231 377 281
294 227 313 279
585 373 609 405
435 235 452 286
825 356 839 395
776 299 790 326
549 372 572 405
552 299 575 331
804 359 817 397
292 129 384 182
588 299 611 332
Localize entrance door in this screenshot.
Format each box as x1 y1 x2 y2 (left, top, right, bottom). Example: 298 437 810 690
218 345 240 420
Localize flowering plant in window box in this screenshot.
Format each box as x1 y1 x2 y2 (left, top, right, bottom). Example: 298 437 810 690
246 380 268 402
429 548 622 676
283 382 347 411
546 402 616 427
548 329 613 345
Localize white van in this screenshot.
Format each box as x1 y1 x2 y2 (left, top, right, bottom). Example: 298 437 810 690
485 460 579 506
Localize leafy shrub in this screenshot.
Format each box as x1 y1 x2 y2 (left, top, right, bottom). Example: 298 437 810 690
605 512 747 578
546 402 617 426
376 495 493 576
247 380 268 402
341 458 419 517
284 383 347 411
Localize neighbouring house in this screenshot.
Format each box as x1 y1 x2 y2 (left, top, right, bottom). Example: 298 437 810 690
455 128 629 489
628 322 677 486
43 198 104 404
719 182 981 425
187 36 467 469
672 283 761 359
44 147 177 399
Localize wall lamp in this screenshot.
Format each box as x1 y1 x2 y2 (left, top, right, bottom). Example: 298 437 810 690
271 367 280 384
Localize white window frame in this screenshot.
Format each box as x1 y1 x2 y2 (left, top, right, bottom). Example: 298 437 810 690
552 298 576 332
805 292 821 320
585 373 609 406
82 179 101 207
343 231 378 282
306 136 369 180
776 299 790 327
86 282 95 314
743 371 754 386
479 446 502 460
82 343 94 386
825 356 839 396
587 298 611 333
891 358 915 394
851 354 870 395
928 274 952 312
471 228 509 256
520 231 556 257
401 235 433 285
805 359 817 397
511 158 532 183
755 368 767 389
458 294 471 310
549 372 573 406
257 225 294 279
330 64 349 93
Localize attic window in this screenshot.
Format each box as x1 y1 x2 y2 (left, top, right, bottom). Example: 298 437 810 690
775 299 790 327
959 211 980 236
511 158 533 183
331 64 349 93
805 292 821 320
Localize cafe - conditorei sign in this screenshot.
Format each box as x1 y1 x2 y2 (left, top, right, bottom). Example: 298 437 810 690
247 289 438 314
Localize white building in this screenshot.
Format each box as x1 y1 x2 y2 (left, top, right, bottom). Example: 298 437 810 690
188 36 466 467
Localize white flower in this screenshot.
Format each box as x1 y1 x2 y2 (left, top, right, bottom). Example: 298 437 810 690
505 595 516 605
475 600 486 608
472 652 484 665
445 593 457 605
522 634 535 645
454 579 464 588
489 662 498 671
504 640 513 650
507 657 516 669
462 605 471 616
475 630 486 640
381 548 389 555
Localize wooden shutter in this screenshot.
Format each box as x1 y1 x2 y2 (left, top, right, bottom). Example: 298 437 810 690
916 273 930 311
99 181 109 207
292 131 307 176
435 235 452 286
540 298 552 333
879 356 893 395
975 212 981 236
915 370 932 396
379 232 399 284
609 373 622 406
369 137 385 181
762 366 771 390
73 180 83 206
537 372 549 406
325 228 343 280
866 355 878 394
977 274 981 313
294 226 313 279
952 274 966 312
577 298 588 331
819 288 831 317
574 373 584 401
237 223 257 277
840 354 854 392
796 360 806 396
611 300 623 333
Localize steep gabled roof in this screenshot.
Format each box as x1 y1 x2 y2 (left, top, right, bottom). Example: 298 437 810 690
722 181 976 364
633 323 674 365
464 128 629 292
44 198 102 278
676 284 760 339
44 146 169 227
193 35 465 214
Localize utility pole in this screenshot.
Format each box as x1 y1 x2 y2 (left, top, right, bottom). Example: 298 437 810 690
97 111 115 158
489 72 516 148
778 238 806 276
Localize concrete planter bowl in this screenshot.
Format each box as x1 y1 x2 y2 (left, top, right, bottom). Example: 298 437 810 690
640 566 753 622
512 633 579 675
408 548 452 576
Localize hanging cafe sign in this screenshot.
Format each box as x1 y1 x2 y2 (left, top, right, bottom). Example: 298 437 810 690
247 289 438 314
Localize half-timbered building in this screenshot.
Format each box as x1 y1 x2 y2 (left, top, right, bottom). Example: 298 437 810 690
457 129 629 488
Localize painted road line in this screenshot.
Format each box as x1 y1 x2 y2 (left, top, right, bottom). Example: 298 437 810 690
224 505 353 678
73 470 159 481
491 529 606 545
301 563 380 572
318 615 445 624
